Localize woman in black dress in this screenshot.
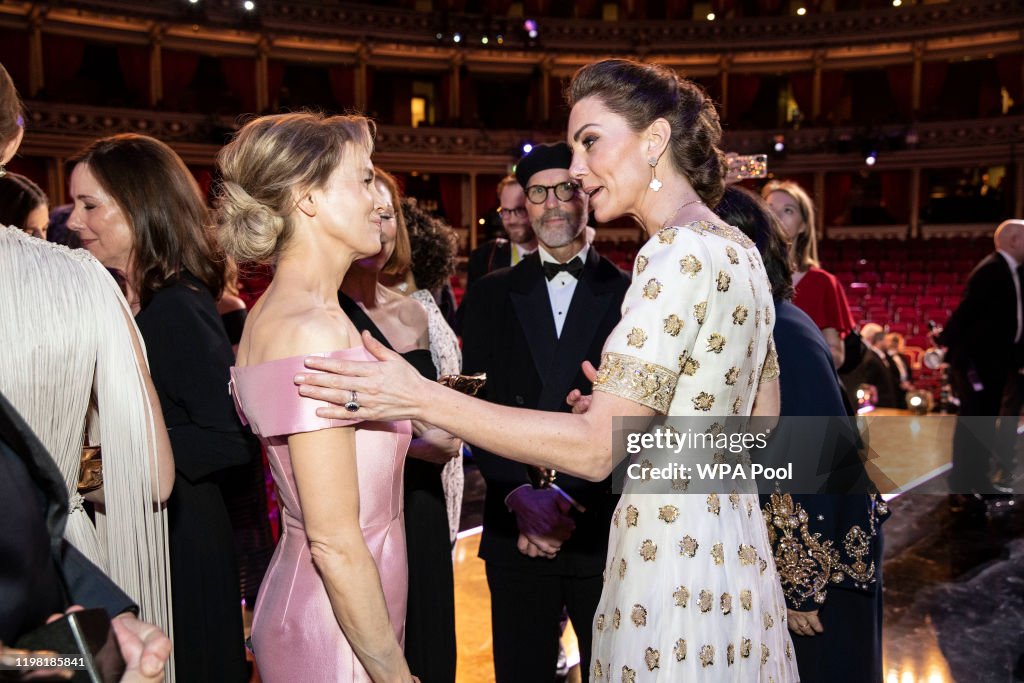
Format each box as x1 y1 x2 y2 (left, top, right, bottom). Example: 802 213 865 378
339 169 459 683
68 134 258 682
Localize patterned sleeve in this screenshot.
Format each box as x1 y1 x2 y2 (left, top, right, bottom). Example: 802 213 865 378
759 338 780 384
411 289 462 377
593 227 714 414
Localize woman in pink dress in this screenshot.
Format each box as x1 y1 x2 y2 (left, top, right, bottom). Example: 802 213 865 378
216 112 417 683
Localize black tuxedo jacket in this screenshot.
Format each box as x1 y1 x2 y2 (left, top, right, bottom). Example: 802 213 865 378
939 251 1024 381
466 238 512 290
460 247 630 575
0 391 135 643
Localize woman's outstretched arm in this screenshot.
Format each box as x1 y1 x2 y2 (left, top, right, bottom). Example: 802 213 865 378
297 331 654 482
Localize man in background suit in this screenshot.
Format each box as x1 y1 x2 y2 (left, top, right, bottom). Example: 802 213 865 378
465 175 537 289
0 390 171 681
938 219 1024 497
459 143 629 682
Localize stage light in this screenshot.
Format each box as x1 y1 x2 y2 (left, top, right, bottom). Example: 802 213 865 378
892 0 902 5
522 143 533 154
496 35 504 44
707 12 716 20
242 0 254 10
453 32 462 43
478 218 485 225
865 151 877 166
481 36 489 44
773 135 785 153
188 0 199 4
436 33 443 40
796 7 807 15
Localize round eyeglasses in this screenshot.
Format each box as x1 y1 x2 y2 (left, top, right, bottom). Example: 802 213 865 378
525 181 580 205
498 206 528 219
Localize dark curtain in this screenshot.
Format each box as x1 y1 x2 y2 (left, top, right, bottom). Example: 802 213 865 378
996 52 1023 104
116 45 150 106
727 73 761 124
267 60 285 112
438 175 463 229
161 49 200 109
880 171 910 223
42 34 86 93
885 64 914 121
0 29 31 92
790 71 814 118
819 70 845 123
221 57 258 114
328 65 356 110
825 173 853 226
919 60 948 117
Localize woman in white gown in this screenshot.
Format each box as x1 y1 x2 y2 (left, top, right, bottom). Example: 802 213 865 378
297 58 798 682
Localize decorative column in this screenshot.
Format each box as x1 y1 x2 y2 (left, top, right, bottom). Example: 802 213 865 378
45 158 64 212
355 43 369 113
911 41 924 114
448 54 463 123
28 7 44 96
540 57 553 124
811 49 824 120
719 55 731 121
813 171 826 240
148 25 164 107
465 172 477 250
255 36 270 112
909 167 921 238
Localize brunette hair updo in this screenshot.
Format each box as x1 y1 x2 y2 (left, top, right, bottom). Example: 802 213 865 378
568 58 727 207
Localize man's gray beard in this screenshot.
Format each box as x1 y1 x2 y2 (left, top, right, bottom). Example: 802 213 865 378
534 211 582 250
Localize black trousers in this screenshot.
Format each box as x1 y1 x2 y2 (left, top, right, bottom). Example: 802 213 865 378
949 367 1019 491
485 562 603 683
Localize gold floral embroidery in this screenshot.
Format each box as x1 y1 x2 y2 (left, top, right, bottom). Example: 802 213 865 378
625 505 639 527
707 421 724 436
642 278 663 300
755 309 761 327
626 328 647 348
721 592 733 615
731 397 743 415
727 643 735 665
613 507 621 527
693 392 715 411
659 505 679 523
716 270 731 292
760 342 780 382
640 540 657 561
698 590 713 613
674 639 687 661
596 614 606 631
732 305 749 325
730 492 741 510
765 306 772 326
786 642 793 660
700 644 715 667
682 220 755 249
761 644 770 665
707 333 726 353
631 604 647 627
594 352 676 414
593 659 603 680
658 227 678 244
763 612 774 630
644 648 660 672
663 314 684 336
738 544 757 566
694 301 707 324
671 474 689 491
612 608 621 629
707 493 721 515
619 558 627 579
844 525 873 578
679 353 700 376
622 665 636 683
673 586 690 607
636 255 649 275
747 500 754 517
724 367 740 385
679 535 699 557
713 450 727 464
741 638 752 657
749 279 756 298
760 558 768 574
726 246 739 264
680 254 702 278
711 543 724 565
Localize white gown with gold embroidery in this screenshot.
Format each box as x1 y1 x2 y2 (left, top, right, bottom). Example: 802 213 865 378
588 221 798 682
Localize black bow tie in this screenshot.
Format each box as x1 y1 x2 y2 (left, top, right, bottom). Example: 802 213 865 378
543 257 584 281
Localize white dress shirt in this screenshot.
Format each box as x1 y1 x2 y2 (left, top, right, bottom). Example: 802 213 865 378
537 243 590 338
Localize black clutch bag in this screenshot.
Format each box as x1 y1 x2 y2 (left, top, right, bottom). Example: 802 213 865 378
14 608 125 683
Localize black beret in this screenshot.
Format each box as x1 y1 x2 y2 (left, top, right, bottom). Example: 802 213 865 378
514 142 572 189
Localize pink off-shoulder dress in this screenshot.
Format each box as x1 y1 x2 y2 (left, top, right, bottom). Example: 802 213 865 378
230 348 412 683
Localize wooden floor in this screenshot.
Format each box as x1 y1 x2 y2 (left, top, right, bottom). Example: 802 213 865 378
453 529 581 683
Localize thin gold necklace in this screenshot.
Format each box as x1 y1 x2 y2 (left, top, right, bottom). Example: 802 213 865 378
661 197 704 229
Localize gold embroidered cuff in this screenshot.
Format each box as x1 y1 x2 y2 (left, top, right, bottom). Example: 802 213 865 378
593 352 677 414
759 341 780 383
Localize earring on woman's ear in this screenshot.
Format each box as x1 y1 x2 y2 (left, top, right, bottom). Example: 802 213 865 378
648 157 662 192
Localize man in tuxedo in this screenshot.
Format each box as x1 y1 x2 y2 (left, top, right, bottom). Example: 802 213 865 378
938 219 1024 495
842 322 900 409
459 143 629 683
0 390 171 681
465 175 537 288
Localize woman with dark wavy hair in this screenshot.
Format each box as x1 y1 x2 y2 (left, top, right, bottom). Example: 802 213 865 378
0 171 48 238
298 58 798 681
68 133 257 683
